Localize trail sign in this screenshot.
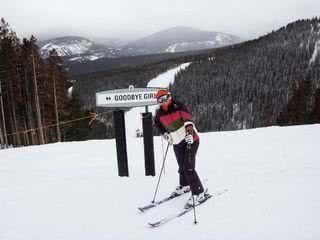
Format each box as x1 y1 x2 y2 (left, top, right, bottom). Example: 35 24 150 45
96 86 165 177
96 86 165 108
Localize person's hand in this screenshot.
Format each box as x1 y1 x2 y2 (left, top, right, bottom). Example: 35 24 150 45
185 124 194 135
185 134 194 145
163 133 173 145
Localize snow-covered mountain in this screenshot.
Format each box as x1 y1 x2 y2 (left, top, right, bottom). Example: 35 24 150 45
122 26 242 55
40 37 93 57
40 27 241 62
39 36 121 61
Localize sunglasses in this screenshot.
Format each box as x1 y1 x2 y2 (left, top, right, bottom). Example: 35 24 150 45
157 94 170 103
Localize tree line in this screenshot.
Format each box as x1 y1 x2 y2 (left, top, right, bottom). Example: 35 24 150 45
170 18 320 131
0 18 84 148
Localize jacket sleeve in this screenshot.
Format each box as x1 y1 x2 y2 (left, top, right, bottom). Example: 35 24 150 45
154 109 167 135
176 101 195 128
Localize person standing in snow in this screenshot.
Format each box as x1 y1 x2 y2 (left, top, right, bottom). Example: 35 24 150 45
154 89 208 208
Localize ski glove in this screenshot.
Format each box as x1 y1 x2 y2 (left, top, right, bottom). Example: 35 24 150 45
185 134 194 145
185 124 194 135
163 132 173 145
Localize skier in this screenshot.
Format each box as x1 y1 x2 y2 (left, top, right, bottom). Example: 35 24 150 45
154 89 208 208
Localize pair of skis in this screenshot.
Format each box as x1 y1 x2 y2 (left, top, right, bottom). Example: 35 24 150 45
138 189 190 212
138 189 228 227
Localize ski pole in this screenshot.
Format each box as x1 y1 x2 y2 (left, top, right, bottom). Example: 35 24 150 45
192 195 198 224
151 142 170 203
187 143 198 225
161 136 166 175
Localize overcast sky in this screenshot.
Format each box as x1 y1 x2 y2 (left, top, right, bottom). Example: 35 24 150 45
2 0 320 41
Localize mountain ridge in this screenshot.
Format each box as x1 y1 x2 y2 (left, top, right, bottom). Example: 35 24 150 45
122 26 241 55
39 26 242 62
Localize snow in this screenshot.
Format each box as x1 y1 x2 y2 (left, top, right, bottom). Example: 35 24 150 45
215 33 232 44
41 40 93 57
309 40 320 65
1 124 320 239
69 52 113 62
68 86 73 98
299 42 304 48
165 41 217 53
1 64 320 239
165 42 216 52
166 43 179 53
165 34 234 52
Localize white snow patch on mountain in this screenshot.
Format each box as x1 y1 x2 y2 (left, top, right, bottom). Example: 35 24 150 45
310 24 314 33
216 33 232 43
165 41 218 52
165 34 235 53
69 52 107 62
41 40 93 57
309 40 320 65
68 86 73 98
166 43 179 53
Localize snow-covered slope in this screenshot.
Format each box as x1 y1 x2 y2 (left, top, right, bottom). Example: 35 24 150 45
1 124 319 239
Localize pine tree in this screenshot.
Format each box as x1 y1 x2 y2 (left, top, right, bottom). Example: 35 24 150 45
0 18 21 145
46 49 70 142
0 18 73 146
29 36 45 144
311 88 320 122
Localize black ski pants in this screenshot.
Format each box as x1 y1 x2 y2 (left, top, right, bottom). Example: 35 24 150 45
173 140 204 195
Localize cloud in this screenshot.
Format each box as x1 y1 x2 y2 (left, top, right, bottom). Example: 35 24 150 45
2 0 319 40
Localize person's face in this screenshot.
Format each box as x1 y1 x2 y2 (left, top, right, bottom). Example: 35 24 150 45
157 94 171 107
